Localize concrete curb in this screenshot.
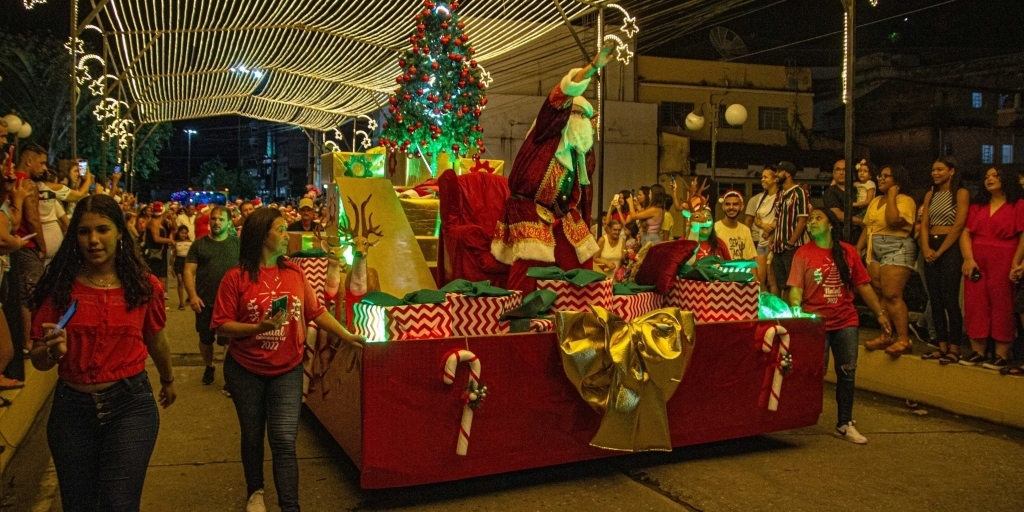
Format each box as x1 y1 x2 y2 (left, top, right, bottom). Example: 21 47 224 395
827 346 1024 429
0 365 58 474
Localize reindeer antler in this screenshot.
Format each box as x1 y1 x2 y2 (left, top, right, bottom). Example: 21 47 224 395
341 196 361 240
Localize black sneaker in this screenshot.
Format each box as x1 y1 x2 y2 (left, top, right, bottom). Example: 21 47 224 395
202 366 215 385
982 357 1010 371
959 353 987 366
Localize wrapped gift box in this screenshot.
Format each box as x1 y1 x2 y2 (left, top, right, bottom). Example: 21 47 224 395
353 302 453 341
665 278 759 323
498 318 555 333
610 292 664 322
536 279 612 312
447 291 523 336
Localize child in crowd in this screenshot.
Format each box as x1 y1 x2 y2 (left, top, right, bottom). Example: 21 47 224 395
172 225 193 310
852 159 876 221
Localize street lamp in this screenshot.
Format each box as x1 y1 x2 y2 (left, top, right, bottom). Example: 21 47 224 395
185 129 197 185
840 0 880 240
685 98 747 182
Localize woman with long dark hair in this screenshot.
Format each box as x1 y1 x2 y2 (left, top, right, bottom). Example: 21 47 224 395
212 207 363 512
919 156 970 363
959 166 1024 369
626 183 668 246
29 194 176 511
0 176 32 396
789 207 890 444
857 164 918 356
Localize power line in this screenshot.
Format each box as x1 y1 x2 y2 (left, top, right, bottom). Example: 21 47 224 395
726 0 961 62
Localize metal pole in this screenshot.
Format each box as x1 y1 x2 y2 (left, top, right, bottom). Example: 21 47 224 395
597 7 606 240
70 0 79 160
842 0 856 241
710 102 719 183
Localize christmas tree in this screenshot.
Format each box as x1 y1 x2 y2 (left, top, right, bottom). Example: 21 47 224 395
379 0 488 173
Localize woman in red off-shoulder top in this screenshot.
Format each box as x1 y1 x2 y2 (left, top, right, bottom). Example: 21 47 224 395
30 195 175 512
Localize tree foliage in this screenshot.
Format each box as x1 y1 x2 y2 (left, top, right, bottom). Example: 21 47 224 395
190 157 258 200
0 32 172 180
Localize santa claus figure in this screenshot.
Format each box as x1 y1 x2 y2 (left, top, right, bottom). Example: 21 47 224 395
492 43 615 292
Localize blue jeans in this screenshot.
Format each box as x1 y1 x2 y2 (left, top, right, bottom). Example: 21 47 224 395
826 327 859 427
224 354 303 512
48 371 160 512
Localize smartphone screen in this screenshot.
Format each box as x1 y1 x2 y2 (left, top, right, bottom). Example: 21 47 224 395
55 300 78 331
77 161 88 176
113 165 122 175
271 296 289 317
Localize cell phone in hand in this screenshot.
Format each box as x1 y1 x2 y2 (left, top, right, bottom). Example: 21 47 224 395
271 295 289 322
77 160 88 177
55 300 78 331
970 268 982 282
113 165 122 176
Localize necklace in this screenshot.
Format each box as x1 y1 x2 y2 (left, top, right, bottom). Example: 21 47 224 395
83 273 118 288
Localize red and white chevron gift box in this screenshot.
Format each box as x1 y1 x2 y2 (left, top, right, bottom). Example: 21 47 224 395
498 318 555 334
536 279 612 312
447 291 523 336
295 257 329 308
665 278 759 323
610 292 664 322
353 302 453 341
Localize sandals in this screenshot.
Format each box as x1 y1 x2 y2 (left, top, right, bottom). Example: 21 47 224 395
921 350 946 360
939 351 961 365
0 377 24 391
1000 365 1024 376
885 339 914 356
864 334 894 351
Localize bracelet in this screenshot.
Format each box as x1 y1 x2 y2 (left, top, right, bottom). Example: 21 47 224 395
159 376 174 385
876 311 887 318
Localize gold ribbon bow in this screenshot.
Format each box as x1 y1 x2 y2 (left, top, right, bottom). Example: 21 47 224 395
556 306 696 452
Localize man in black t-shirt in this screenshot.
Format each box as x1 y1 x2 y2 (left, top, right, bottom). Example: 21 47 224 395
822 159 861 244
184 206 240 385
287 197 317 231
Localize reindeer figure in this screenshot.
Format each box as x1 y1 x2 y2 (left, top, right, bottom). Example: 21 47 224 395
341 194 383 303
680 177 713 236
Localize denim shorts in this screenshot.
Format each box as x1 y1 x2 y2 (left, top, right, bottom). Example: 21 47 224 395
871 234 917 269
756 243 771 256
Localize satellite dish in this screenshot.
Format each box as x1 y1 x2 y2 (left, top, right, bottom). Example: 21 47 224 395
710 26 748 60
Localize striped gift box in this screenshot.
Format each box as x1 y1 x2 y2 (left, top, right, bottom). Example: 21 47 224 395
536 279 612 313
353 301 453 341
665 278 759 323
447 292 523 336
610 292 664 322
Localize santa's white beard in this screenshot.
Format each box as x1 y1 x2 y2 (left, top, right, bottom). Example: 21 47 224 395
563 115 594 153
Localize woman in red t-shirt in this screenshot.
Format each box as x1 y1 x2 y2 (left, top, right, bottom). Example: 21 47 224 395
212 207 363 512
788 207 890 445
29 194 176 511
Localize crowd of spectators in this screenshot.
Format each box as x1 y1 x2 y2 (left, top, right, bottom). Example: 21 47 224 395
594 157 1024 376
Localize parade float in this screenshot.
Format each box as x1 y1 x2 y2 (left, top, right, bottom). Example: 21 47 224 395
290 0 827 489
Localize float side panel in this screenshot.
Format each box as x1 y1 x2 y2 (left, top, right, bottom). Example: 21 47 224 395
305 347 363 468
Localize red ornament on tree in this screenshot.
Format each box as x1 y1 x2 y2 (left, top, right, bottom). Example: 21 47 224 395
470 60 477 68
416 88 424 95
431 62 439 70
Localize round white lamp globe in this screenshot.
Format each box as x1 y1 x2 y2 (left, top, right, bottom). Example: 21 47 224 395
2 114 22 135
724 104 748 126
685 111 705 131
17 122 32 139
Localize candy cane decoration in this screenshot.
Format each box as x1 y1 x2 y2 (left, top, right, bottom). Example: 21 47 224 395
442 350 481 456
762 325 792 412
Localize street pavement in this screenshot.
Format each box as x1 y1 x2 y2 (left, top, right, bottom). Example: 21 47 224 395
4 281 1024 511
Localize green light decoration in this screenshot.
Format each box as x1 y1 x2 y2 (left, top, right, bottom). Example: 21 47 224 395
758 292 817 320
335 196 356 267
343 154 372 177
378 0 488 174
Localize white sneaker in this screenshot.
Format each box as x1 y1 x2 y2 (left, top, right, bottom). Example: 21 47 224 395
246 489 266 512
835 421 868 444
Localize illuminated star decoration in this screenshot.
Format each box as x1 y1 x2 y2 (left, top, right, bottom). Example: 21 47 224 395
23 0 47 9
620 14 638 38
477 66 494 89
324 140 341 153
359 114 378 131
603 35 634 65
64 37 84 56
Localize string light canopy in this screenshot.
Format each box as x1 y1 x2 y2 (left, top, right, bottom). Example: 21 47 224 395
77 0 593 133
